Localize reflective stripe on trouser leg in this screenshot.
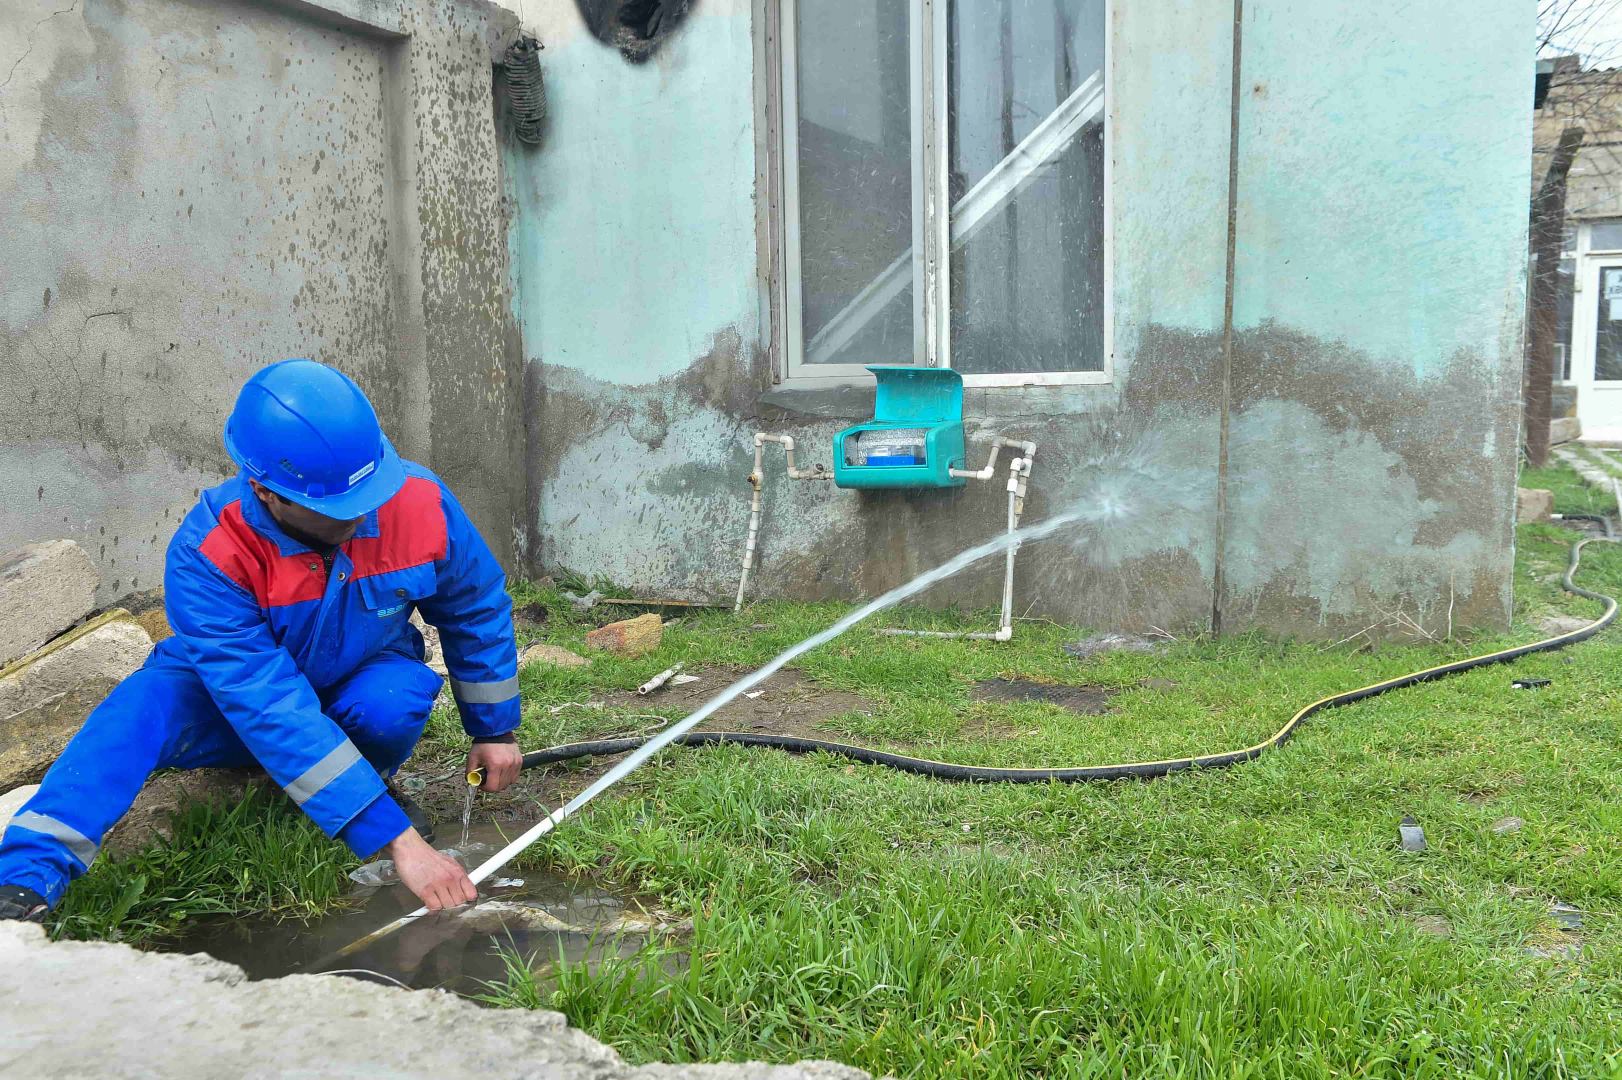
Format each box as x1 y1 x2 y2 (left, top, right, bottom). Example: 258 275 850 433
285 740 365 806
449 675 518 704
7 812 98 869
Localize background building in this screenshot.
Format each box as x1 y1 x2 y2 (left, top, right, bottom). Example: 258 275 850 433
1 0 1534 638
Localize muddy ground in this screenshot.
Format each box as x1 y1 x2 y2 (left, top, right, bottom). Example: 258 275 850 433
403 668 878 827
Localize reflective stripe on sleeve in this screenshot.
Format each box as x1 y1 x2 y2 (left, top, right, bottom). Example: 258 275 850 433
285 740 365 806
450 675 519 704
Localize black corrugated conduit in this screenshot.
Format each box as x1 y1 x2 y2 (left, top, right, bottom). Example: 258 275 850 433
503 37 547 145
520 533 1617 784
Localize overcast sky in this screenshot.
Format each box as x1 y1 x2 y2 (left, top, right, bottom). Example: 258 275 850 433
1543 0 1622 67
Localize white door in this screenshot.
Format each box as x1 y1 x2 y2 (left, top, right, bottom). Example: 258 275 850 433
1573 257 1622 441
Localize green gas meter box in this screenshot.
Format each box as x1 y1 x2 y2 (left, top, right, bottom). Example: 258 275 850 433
832 366 966 490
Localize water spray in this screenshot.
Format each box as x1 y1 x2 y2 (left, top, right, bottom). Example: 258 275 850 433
323 507 1089 963
323 514 1618 967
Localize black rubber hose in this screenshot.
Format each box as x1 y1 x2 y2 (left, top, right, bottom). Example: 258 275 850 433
521 536 1616 784
1555 513 1615 539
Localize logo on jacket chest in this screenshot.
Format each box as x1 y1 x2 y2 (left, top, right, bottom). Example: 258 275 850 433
376 603 407 618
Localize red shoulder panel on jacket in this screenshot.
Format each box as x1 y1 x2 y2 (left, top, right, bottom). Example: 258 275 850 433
197 501 327 608
348 476 448 580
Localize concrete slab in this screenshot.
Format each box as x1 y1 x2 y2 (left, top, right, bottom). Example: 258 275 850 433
0 613 151 789
0 541 99 668
1516 488 1554 524
0 923 869 1080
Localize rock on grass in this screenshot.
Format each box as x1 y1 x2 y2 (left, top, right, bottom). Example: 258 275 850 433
585 614 662 657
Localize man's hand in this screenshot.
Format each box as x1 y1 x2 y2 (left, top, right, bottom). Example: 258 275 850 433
386 828 477 911
467 739 522 792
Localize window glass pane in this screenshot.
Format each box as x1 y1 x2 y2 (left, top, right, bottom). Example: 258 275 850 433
1598 266 1622 381
794 1 915 366
1591 221 1622 251
947 0 1105 375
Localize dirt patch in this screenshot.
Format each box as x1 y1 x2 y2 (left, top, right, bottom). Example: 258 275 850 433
105 768 265 856
404 668 877 826
1452 772 1524 805
606 669 874 737
972 678 1117 715
514 602 550 627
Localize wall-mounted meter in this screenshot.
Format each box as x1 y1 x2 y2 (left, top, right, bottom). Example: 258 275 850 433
832 367 966 490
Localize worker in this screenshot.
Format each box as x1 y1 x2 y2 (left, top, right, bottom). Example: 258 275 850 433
0 360 522 922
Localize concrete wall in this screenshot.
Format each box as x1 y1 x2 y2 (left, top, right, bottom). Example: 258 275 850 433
501 0 1533 637
0 0 524 603
1221 3 1532 630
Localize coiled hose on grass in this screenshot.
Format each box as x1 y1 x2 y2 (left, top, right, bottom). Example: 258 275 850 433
521 532 1617 784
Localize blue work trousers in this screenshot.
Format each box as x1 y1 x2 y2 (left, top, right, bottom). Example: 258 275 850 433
0 647 441 906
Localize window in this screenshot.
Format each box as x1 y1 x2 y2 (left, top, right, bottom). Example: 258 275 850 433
1590 220 1622 252
777 0 1108 385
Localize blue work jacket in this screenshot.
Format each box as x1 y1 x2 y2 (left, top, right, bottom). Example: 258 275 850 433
157 461 519 856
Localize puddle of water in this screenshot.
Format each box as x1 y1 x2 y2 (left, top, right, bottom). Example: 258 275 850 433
152 821 684 998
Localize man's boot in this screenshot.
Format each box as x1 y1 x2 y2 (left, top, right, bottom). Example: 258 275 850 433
0 885 48 923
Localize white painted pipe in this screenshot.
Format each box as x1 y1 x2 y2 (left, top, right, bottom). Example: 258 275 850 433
883 444 1035 643
998 460 1022 637
734 432 832 612
636 663 684 696
734 471 764 613
758 433 829 481
949 436 1037 482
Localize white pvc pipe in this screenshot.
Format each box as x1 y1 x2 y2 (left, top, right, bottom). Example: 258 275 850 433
734 432 831 612
998 460 1021 636
885 446 1035 643
636 663 684 696
325 506 1086 964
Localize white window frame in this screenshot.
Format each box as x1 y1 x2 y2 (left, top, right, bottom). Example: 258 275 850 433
774 0 1113 389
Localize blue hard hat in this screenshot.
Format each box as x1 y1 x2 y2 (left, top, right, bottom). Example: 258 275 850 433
223 359 405 520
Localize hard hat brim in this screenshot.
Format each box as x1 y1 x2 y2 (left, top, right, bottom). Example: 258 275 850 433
254 436 408 521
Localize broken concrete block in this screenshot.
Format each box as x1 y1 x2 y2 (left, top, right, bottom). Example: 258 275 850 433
0 613 151 789
520 642 589 669
0 783 40 835
585 613 662 657
0 541 99 668
0 924 870 1080
1550 416 1581 446
119 589 172 644
1516 488 1554 524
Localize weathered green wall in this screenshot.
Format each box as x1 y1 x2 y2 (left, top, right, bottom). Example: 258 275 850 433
504 0 1531 637
1220 1 1531 627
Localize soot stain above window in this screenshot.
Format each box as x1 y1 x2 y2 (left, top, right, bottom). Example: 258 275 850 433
574 0 696 64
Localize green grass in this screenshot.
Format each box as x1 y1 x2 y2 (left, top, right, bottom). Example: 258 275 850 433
47 787 358 946
464 465 1622 1078
1522 458 1617 516
41 458 1622 1076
